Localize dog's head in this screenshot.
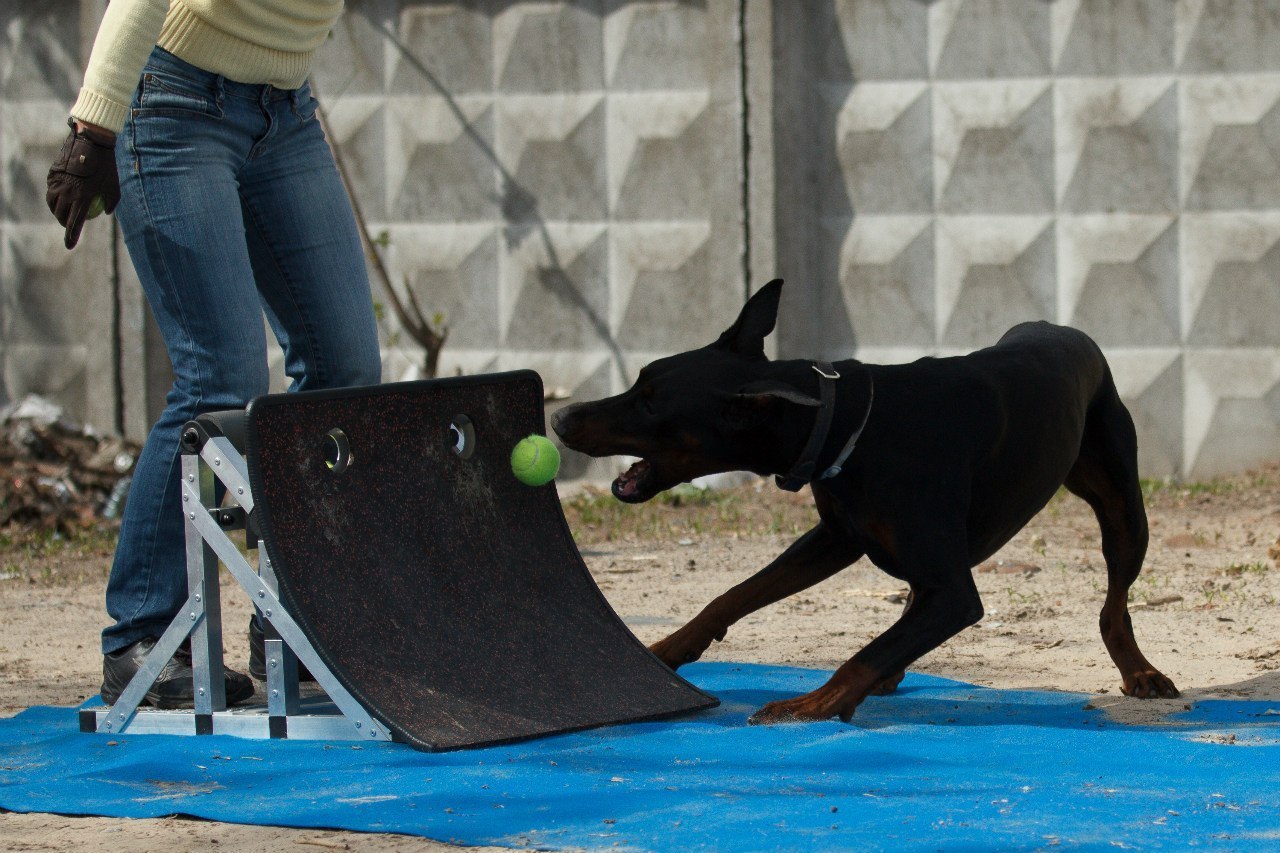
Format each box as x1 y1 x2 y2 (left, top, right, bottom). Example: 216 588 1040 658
552 279 823 502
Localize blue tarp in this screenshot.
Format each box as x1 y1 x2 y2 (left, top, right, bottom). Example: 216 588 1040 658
2 662 1279 850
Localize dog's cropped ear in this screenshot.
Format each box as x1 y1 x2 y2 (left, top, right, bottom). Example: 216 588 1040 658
712 278 784 358
723 378 820 429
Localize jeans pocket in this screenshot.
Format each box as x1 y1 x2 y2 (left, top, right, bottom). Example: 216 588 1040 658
291 90 318 124
137 71 223 119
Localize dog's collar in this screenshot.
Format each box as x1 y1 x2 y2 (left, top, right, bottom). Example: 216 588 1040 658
774 362 874 492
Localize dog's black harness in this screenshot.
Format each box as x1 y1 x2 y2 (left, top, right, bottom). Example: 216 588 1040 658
774 362 874 492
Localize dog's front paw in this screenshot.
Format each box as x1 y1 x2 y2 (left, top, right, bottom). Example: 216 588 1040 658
649 620 724 670
748 700 814 725
648 635 703 670
1121 670 1180 699
748 688 860 725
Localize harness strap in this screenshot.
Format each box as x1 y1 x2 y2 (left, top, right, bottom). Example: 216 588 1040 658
774 363 839 492
774 362 874 492
820 369 874 480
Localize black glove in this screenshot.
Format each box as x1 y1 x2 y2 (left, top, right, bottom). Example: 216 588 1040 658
46 119 120 250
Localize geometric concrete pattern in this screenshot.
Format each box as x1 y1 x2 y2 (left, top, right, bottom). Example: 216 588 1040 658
4 0 1280 480
314 2 743 397
795 0 1280 478
2 0 122 434
309 1 744 481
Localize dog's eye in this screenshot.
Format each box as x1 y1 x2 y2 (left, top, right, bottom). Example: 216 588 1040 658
639 384 656 415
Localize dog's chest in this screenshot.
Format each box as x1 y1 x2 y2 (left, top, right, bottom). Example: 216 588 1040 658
816 489 906 577
858 519 908 577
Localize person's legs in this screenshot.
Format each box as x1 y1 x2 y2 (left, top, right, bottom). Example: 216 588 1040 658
238 81 381 393
105 49 380 701
101 49 272 703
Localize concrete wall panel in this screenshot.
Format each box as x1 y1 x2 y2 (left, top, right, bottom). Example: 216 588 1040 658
5 0 1279 481
776 0 1280 478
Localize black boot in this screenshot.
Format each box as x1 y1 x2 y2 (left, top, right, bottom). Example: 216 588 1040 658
101 638 254 709
248 615 316 682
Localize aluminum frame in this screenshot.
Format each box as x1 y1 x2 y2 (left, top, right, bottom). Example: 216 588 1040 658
80 428 391 743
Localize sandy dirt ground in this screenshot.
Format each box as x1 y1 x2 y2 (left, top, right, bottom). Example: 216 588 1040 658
2 468 1279 850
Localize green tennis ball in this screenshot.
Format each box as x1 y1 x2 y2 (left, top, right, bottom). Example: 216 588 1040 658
86 194 106 220
511 434 560 486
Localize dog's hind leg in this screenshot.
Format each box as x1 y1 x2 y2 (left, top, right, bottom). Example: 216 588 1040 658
1065 385 1179 699
648 521 863 670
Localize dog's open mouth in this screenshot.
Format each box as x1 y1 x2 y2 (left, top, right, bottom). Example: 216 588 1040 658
613 459 655 503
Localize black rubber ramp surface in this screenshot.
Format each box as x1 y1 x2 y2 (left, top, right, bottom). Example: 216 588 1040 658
245 371 717 751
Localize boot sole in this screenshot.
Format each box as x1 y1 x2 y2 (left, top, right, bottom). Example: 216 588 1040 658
101 680 256 710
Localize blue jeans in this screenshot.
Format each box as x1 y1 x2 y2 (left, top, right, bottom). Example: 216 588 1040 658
103 47 382 654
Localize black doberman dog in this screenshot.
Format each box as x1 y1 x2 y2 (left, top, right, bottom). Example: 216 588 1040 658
553 279 1179 724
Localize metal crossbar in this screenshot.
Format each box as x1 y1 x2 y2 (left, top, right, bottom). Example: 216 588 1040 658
79 414 391 743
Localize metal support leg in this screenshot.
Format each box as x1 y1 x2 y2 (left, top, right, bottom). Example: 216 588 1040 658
92 589 204 735
258 552 301 724
83 414 390 743
183 452 225 724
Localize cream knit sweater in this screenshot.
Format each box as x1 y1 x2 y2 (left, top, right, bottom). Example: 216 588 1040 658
71 0 344 134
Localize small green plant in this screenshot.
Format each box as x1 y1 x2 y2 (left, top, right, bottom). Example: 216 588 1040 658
1140 477 1237 501
1200 580 1224 608
0 524 118 586
8 525 117 558
1222 561 1270 576
1004 586 1037 606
